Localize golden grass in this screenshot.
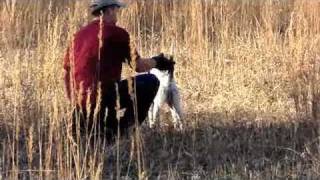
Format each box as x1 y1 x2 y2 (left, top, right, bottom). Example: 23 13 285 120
1 0 320 179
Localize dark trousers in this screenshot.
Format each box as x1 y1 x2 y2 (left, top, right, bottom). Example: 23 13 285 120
72 74 159 141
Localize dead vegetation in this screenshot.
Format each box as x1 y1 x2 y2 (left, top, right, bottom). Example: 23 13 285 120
1 0 320 179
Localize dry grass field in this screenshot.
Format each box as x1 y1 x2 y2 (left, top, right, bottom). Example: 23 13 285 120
1 0 320 179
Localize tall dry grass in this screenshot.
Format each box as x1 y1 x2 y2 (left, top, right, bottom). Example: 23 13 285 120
1 0 320 179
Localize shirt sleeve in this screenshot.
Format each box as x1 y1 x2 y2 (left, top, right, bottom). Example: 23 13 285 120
110 28 140 65
122 32 131 63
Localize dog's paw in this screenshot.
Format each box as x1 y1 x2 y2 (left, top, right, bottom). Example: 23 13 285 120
149 121 156 129
174 121 183 131
148 118 160 129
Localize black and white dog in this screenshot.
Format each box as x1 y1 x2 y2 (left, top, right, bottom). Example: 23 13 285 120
148 55 183 130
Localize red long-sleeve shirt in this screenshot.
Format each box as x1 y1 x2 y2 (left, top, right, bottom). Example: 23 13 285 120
63 20 131 107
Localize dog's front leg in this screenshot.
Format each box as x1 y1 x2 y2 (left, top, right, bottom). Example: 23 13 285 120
148 103 155 128
148 102 161 128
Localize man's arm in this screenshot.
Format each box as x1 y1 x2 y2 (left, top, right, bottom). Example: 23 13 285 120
135 54 175 72
135 58 156 72
120 31 171 72
119 30 157 72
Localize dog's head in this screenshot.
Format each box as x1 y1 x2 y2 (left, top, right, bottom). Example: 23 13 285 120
154 53 176 74
163 55 175 74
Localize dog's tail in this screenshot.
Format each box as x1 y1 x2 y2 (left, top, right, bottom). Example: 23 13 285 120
169 56 175 81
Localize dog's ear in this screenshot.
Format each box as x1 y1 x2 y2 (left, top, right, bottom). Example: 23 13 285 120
169 55 176 64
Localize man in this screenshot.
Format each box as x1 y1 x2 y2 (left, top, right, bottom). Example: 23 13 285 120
63 0 173 140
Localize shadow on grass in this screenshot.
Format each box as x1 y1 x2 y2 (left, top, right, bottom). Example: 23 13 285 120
116 110 320 179
1 110 320 179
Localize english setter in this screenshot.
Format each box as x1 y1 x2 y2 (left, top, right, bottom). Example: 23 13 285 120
148 56 183 130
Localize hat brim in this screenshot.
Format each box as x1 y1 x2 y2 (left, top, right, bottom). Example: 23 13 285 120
115 2 126 8
91 2 127 15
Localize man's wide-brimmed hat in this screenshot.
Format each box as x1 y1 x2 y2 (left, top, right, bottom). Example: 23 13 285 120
90 0 126 15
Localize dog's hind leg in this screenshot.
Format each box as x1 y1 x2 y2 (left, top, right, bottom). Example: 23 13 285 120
170 106 183 130
168 83 183 130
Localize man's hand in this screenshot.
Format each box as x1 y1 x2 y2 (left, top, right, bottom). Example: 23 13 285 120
152 53 175 71
136 58 157 72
